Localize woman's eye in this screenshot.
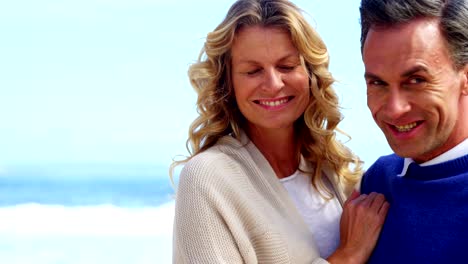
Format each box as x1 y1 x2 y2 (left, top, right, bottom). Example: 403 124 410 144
278 65 295 71
246 69 261 75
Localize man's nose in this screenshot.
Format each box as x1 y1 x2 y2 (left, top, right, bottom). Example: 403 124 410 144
383 88 411 119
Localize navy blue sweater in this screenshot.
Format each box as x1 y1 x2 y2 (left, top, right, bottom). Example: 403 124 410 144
361 154 468 263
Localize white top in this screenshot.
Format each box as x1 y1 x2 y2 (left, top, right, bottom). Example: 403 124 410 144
281 170 341 258
398 138 468 176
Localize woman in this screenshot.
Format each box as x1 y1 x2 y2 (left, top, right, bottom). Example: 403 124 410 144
171 0 388 263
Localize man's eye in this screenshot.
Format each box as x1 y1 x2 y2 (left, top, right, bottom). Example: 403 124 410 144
407 77 425 84
367 79 385 86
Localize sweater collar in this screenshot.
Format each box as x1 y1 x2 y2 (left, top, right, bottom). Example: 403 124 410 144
398 138 468 177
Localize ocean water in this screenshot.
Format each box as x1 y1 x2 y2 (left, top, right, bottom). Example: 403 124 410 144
0 164 175 264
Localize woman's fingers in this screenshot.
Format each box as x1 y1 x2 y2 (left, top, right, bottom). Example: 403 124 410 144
378 201 390 218
333 191 389 263
371 193 389 216
358 193 389 225
350 193 367 205
349 189 361 200
351 192 387 212
343 192 389 234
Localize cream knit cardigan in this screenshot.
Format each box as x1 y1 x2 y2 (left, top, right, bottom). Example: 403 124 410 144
173 133 353 263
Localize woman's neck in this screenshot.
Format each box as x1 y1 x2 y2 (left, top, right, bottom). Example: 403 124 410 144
247 126 299 179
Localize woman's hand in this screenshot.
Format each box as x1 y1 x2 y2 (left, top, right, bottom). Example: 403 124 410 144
327 190 389 264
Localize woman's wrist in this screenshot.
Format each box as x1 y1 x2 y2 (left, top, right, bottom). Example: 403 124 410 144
326 247 365 264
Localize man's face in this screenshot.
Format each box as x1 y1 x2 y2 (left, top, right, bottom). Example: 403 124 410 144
362 18 468 162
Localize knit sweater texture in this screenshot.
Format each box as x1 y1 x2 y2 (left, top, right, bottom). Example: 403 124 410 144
361 154 468 263
173 133 353 264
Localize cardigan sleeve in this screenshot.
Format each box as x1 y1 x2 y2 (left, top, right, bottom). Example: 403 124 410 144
172 155 245 263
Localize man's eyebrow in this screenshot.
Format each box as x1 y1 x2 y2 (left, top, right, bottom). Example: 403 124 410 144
364 72 380 79
401 65 429 77
364 65 430 80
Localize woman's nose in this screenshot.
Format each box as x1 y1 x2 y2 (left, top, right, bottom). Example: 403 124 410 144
262 69 284 92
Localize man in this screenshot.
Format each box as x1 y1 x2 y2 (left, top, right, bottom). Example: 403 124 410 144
359 0 468 263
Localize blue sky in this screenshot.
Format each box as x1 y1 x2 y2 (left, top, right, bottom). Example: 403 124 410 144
0 0 391 169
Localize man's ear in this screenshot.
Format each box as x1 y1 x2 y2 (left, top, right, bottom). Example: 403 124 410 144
462 64 468 96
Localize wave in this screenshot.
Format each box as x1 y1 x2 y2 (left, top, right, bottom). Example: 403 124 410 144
0 175 175 207
0 202 175 264
0 202 175 237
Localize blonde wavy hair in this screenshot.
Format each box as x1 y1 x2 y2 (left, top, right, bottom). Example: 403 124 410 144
171 0 362 195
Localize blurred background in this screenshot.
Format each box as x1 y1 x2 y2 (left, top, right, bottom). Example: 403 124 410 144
0 0 391 263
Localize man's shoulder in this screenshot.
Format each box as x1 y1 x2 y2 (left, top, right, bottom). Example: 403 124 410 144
361 153 403 194
370 153 403 168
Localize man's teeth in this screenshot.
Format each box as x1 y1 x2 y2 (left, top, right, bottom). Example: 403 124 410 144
259 98 288 106
395 122 417 132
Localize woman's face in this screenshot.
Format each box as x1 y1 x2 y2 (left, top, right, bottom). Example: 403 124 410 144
231 26 310 134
